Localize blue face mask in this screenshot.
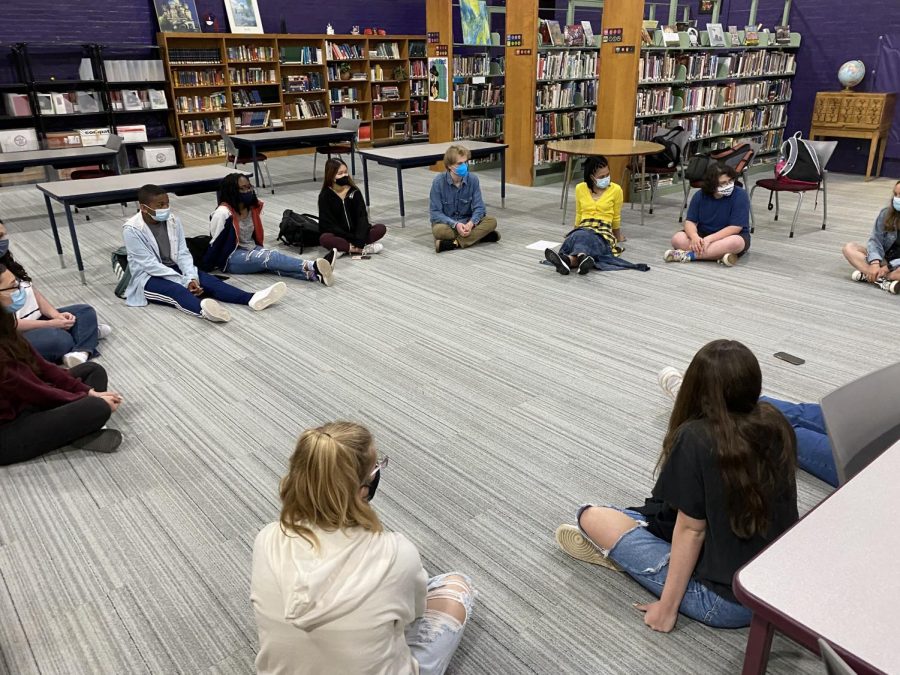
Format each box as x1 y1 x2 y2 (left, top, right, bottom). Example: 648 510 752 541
3 287 26 313
453 162 469 178
0 238 8 257
595 175 611 189
893 196 900 211
144 206 170 222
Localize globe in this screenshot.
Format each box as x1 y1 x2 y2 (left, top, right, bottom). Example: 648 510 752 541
838 60 865 90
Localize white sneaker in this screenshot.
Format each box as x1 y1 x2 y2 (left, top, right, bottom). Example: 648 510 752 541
200 298 231 323
62 351 89 368
249 281 287 311
718 253 738 267
658 366 683 401
362 242 384 255
851 270 867 283
97 323 112 340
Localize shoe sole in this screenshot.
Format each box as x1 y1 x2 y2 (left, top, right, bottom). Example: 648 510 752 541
250 281 287 311
578 256 594 275
555 525 622 571
70 429 123 453
201 300 231 323
657 367 682 401
62 355 87 369
545 249 570 275
718 254 737 267
315 258 334 286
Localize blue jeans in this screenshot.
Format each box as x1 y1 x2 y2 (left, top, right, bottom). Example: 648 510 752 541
760 396 838 487
224 246 312 280
22 304 99 363
144 270 253 317
576 505 752 628
405 573 475 675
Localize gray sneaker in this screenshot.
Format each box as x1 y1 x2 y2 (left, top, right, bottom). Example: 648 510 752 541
71 429 123 453
200 298 231 323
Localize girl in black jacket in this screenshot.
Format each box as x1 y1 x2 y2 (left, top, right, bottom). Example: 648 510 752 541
318 158 386 255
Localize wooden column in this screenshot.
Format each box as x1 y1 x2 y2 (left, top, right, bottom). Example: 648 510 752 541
595 0 643 185
426 0 453 145
504 0 539 186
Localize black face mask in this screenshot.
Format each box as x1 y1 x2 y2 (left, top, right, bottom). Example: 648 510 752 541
365 468 381 502
239 191 258 207
335 176 351 187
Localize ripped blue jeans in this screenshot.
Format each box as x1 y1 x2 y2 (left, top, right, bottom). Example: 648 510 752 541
405 573 476 675
224 246 315 280
577 505 751 628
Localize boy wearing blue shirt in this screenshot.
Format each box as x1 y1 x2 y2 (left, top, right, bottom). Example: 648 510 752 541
429 145 500 253
665 165 750 267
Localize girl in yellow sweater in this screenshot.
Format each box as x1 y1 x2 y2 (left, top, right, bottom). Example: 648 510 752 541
545 156 625 275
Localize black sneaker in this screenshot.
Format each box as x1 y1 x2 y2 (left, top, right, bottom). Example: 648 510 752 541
71 429 123 453
435 239 457 253
323 248 338 268
576 254 594 275
480 231 501 243
545 248 570 275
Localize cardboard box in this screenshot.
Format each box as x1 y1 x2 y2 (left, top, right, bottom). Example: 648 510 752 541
136 144 177 169
45 131 83 149
115 125 148 143
0 128 39 153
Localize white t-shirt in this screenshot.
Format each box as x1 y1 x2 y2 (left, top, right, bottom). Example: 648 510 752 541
238 212 256 249
15 282 41 321
251 522 428 675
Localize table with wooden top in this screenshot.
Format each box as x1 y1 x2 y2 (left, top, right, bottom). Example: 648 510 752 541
733 437 900 675
809 91 896 181
547 139 664 227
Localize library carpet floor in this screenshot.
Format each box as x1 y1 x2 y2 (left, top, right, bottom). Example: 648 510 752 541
0 158 891 674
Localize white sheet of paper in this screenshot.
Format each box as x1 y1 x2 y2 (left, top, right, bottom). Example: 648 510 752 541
472 76 486 84
526 240 561 250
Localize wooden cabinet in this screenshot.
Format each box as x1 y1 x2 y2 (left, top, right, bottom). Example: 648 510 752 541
810 91 896 181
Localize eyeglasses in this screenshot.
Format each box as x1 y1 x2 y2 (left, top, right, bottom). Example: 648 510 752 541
0 278 21 293
368 455 389 478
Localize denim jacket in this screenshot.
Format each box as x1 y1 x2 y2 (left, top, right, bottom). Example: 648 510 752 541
866 208 900 267
429 171 486 227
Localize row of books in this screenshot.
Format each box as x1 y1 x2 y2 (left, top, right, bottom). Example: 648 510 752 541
103 59 166 82
285 98 327 120
411 80 427 96
372 85 401 100
453 84 504 109
371 42 401 59
326 65 368 81
410 61 427 78
231 89 269 107
179 117 230 136
410 98 427 114
235 110 270 128
535 109 596 139
409 42 427 58
536 52 597 81
35 91 103 116
184 140 225 158
534 143 568 166
535 81 596 110
635 104 787 141
330 106 363 126
227 46 274 62
373 105 406 120
280 46 323 65
330 88 362 103
326 42 366 60
169 48 221 65
175 92 228 113
453 115 503 140
636 80 791 116
174 69 225 87
720 80 791 106
283 73 324 92
229 68 277 85
452 55 504 77
410 119 427 136
709 128 784 154
539 19 596 47
639 51 796 83
110 89 168 111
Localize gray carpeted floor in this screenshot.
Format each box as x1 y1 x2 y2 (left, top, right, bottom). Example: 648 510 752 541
0 155 893 674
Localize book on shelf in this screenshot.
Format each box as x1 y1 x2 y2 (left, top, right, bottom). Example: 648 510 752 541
547 21 564 46
536 51 596 80
729 26 741 46
564 24 585 47
409 42 427 58
707 23 726 47
2 93 32 117
775 25 791 45
227 45 275 62
539 20 554 46
372 42 401 59
373 104 383 119
229 67 276 85
371 64 384 81
45 131 82 149
662 25 680 44
175 69 225 86
235 110 271 128
744 26 760 46
232 89 266 106
184 139 225 159
122 90 143 111
179 116 231 135
581 21 595 46
286 97 327 120
389 121 407 138
358 124 371 142
326 42 365 60
148 89 168 109
279 45 323 65
75 128 111 146
283 73 323 92
175 91 227 112
168 48 222 65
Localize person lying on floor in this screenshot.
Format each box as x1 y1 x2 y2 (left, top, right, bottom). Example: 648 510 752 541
205 172 337 283
0 263 123 464
0 221 111 368
318 158 386 256
123 184 287 323
555 340 798 633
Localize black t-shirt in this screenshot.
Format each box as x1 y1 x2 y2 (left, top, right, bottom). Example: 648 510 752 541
651 419 799 602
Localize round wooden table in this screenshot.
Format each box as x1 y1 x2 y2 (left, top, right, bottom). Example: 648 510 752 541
547 139 664 226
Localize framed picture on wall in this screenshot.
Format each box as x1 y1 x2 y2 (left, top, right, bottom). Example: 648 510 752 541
224 0 264 34
154 0 201 33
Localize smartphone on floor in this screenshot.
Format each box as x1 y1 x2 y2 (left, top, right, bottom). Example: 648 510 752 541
774 352 805 365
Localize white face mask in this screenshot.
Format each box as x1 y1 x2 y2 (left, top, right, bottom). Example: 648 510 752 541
893 196 900 211
144 206 170 222
595 175 611 189
717 182 735 197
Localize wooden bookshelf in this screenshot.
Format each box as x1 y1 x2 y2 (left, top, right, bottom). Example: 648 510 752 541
157 32 426 165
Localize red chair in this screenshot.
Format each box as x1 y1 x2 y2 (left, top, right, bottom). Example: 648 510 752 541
748 140 838 238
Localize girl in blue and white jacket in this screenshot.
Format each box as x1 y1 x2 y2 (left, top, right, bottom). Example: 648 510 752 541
842 179 900 294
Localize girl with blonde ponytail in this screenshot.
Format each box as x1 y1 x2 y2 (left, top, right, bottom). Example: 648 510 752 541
251 421 476 675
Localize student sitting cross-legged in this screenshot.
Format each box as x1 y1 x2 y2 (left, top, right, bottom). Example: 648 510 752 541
252 421 475 675
665 164 750 267
430 144 500 253
555 340 798 632
318 158 387 256
205 173 336 284
122 184 286 323
842 179 900 295
0 264 124 464
0 221 110 368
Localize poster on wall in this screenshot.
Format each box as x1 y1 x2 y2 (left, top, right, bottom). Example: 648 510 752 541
428 57 448 102
224 0 264 34
154 0 201 32
459 0 490 46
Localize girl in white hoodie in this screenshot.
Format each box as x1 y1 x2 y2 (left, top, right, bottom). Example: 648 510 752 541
251 421 475 675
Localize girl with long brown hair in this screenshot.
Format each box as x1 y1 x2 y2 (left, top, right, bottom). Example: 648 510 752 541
0 264 124 463
842 179 900 294
555 340 798 632
318 158 387 256
251 421 474 675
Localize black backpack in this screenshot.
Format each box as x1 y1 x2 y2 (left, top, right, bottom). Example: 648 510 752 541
645 126 684 170
685 143 755 183
185 235 212 271
277 210 321 253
